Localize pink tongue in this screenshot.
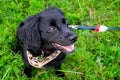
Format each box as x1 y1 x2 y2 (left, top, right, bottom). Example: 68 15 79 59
54 43 75 52
62 44 74 52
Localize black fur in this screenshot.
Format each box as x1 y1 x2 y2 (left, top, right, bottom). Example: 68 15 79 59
17 7 77 78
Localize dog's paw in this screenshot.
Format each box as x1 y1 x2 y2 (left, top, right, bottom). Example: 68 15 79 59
55 71 65 77
24 71 32 78
24 67 32 78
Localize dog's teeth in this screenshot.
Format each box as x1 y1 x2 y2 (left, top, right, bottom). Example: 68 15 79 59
55 43 60 46
52 43 55 45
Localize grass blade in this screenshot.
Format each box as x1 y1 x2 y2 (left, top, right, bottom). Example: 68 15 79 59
1 67 11 80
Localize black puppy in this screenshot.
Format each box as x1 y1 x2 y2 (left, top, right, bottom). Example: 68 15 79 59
17 7 77 77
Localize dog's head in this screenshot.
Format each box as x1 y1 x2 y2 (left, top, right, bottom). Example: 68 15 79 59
18 7 77 54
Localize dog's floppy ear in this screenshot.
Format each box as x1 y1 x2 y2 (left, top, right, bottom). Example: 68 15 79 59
17 15 41 48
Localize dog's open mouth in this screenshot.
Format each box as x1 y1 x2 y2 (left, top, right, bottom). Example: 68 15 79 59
52 43 74 53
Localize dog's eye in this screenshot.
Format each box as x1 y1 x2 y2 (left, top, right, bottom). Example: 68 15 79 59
48 26 57 32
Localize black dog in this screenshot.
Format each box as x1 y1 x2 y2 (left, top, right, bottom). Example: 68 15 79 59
17 7 77 78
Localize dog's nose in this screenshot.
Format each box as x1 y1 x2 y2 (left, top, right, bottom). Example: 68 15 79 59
69 34 77 42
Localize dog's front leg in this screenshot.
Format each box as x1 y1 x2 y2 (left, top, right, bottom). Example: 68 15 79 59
55 64 65 77
24 66 32 78
22 46 32 78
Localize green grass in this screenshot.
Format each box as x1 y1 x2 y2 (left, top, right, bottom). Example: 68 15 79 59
0 0 120 80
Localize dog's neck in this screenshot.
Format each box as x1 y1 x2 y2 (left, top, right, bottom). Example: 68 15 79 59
42 48 57 57
28 48 56 57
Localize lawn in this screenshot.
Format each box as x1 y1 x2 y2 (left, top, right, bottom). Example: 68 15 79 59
0 0 120 80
